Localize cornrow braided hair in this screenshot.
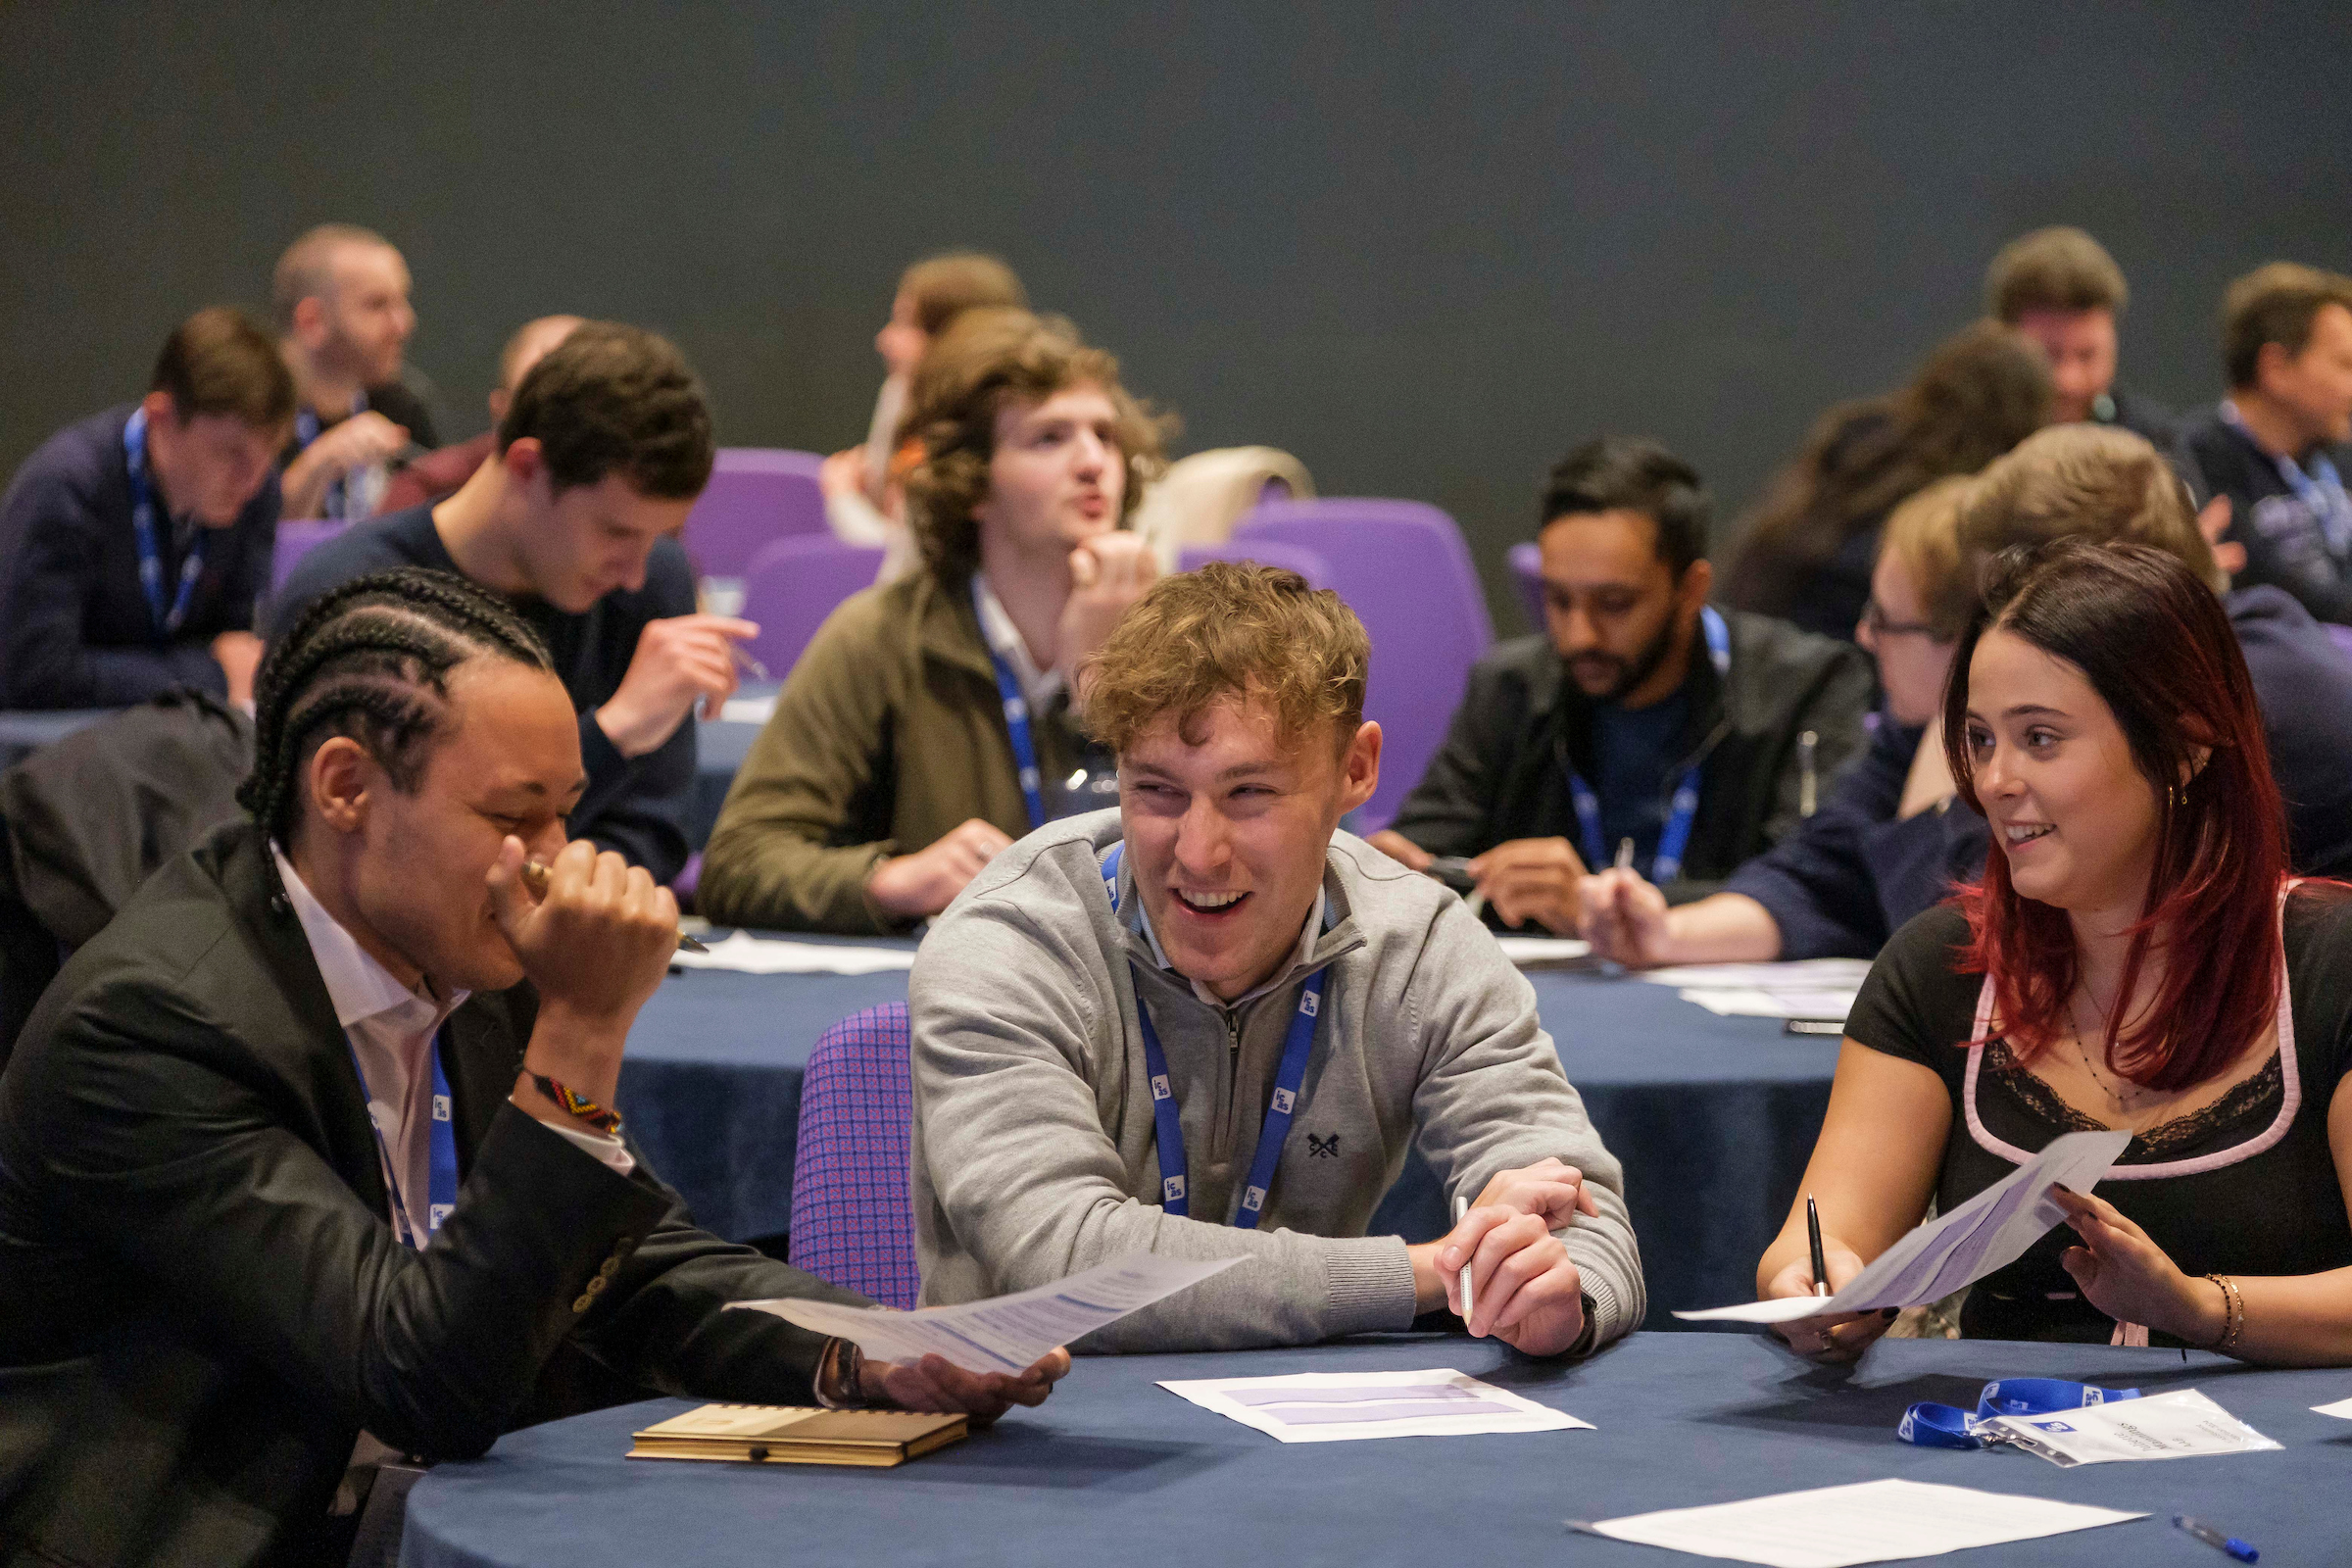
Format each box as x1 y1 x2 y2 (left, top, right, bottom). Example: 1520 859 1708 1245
239 568 556 847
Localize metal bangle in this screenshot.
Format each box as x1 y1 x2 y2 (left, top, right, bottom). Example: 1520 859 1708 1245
2202 1272 2244 1352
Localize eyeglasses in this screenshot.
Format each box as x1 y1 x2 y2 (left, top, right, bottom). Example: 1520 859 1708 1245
1861 599 1940 639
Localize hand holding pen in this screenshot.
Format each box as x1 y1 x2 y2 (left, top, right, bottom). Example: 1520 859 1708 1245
597 613 764 759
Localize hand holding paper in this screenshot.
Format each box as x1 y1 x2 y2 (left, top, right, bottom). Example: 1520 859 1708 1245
1678 1129 2132 1326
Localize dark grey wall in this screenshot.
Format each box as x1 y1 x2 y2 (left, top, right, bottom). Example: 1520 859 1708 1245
6 3 2347 629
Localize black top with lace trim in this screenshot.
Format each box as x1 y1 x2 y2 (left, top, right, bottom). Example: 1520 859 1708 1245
1844 893 2352 1345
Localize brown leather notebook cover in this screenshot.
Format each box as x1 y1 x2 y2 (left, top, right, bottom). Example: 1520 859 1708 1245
627 1403 967 1468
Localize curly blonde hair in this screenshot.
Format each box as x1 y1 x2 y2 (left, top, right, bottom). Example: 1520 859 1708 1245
1084 563 1367 759
900 309 1171 581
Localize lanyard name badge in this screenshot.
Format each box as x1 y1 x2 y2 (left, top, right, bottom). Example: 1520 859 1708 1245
347 1025 461 1248
1565 605 1730 882
976 577 1051 831
1897 1377 2140 1450
2222 399 2352 558
122 408 208 642
1100 844 1324 1227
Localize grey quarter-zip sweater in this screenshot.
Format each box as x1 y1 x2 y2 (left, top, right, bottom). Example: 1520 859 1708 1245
908 808 1644 1353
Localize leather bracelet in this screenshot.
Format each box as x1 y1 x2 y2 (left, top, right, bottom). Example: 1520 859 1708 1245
528 1072 623 1136
2203 1272 2244 1353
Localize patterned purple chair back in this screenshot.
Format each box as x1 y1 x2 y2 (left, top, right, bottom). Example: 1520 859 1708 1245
1235 498 1494 831
789 1003 918 1307
1175 538 1333 586
740 535 888 675
271 519 351 594
683 449 827 580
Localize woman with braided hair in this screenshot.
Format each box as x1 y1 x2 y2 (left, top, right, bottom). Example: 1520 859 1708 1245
0 564 1066 1568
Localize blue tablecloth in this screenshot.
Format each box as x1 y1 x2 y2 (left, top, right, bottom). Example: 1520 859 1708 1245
403 1331 2349 1567
623 957 1838 1328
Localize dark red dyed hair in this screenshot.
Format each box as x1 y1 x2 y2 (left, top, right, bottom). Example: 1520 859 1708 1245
1940 539 2286 1090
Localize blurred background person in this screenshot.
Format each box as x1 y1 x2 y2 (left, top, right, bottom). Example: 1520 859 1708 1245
272 223 437 520
376 315 583 514
1985 224 2175 444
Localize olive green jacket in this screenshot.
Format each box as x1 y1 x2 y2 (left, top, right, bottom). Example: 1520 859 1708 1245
698 570 1089 934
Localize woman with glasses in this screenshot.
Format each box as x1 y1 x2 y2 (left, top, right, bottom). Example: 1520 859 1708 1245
1762 537 2352 1359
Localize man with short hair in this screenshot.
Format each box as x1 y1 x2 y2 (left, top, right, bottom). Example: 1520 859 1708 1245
0 307 292 709
1370 437 1874 932
269 322 752 883
1984 225 2175 444
377 316 586 515
273 223 440 519
911 563 1643 1355
2180 261 2352 624
0 570 1062 1568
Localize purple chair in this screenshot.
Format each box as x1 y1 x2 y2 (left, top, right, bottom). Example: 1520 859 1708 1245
1506 541 1544 635
1235 499 1494 831
1176 538 1333 586
683 449 828 581
739 535 886 675
271 519 351 594
789 1004 918 1308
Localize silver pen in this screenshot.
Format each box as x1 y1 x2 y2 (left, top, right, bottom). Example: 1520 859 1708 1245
1452 1195 1476 1324
1798 729 1819 818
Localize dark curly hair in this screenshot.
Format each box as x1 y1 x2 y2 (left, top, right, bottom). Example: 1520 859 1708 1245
495 320 715 501
239 568 555 846
900 308 1171 582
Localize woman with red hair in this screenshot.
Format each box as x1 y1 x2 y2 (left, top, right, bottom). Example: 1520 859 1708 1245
1760 537 2352 1361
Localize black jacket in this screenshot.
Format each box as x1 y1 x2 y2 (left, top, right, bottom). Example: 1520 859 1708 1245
266 505 697 882
1387 610 1876 904
0 406 279 709
2181 404 2352 625
0 819 861 1568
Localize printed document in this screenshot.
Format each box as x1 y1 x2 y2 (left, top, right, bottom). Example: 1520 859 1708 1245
1988 1388 2278 1467
669 930 917 975
1585 1477 2140 1568
2313 1395 2352 1418
1492 935 1593 966
1158 1368 1592 1444
731 1252 1239 1374
1676 1128 2130 1323
1641 957 1872 1022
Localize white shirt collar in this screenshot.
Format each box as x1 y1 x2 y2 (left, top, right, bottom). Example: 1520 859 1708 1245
1134 881 1328 1009
972 571 1067 710
271 847 468 1030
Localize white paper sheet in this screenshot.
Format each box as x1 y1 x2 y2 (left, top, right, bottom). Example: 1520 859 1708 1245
1638 958 1875 991
1492 935 1593 965
2313 1395 2352 1418
668 930 917 975
1677 987 1859 1020
1157 1367 1591 1443
1676 1128 2131 1323
730 1252 1239 1374
717 695 776 724
1988 1388 2279 1467
1584 1478 2141 1568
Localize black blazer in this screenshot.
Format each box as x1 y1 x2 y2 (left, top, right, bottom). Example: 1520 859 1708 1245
0 819 864 1568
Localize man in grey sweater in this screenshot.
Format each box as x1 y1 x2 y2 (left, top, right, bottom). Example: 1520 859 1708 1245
909 563 1644 1355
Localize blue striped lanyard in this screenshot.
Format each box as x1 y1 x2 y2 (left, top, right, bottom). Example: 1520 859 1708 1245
1564 605 1729 882
293 392 368 519
975 577 1048 830
121 408 208 642
2222 399 2352 558
347 1024 460 1249
1101 844 1324 1226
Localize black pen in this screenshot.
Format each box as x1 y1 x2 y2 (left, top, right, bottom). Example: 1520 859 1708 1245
1806 1194 1831 1298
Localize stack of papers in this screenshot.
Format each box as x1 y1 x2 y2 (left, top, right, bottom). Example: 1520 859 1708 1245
1158 1369 1591 1444
1639 958 1874 1022
669 930 917 975
1985 1388 2278 1467
717 694 777 724
1585 1478 2140 1568
731 1252 1238 1374
1677 1129 2130 1322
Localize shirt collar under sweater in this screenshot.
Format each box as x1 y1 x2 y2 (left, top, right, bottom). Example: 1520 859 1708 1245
1131 873 1330 1009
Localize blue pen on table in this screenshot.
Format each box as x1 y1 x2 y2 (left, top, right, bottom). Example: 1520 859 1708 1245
1806 1194 1831 1298
1452 1195 1475 1324
2173 1514 2257 1563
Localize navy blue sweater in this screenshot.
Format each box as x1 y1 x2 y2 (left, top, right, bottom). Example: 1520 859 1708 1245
1730 585 2352 959
0 406 278 710
266 505 697 884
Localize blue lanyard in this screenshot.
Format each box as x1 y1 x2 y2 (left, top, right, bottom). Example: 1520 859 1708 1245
1898 1377 2140 1450
975 577 1049 831
1101 844 1325 1227
1564 606 1730 882
346 1024 460 1249
122 409 208 641
293 394 368 519
2222 399 2352 558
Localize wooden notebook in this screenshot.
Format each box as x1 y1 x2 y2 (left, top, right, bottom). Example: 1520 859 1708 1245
627 1404 968 1468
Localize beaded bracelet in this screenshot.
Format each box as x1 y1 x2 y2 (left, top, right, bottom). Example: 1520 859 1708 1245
2202 1272 2244 1352
530 1073 624 1136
